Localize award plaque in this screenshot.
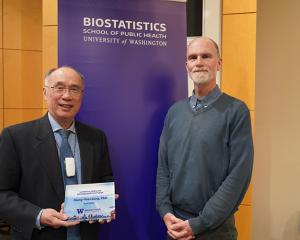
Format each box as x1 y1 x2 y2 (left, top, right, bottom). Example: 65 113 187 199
64 182 115 222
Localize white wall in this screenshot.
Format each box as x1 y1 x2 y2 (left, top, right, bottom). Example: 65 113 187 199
253 0 300 239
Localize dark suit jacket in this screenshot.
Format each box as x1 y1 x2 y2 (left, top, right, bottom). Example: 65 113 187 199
0 114 113 240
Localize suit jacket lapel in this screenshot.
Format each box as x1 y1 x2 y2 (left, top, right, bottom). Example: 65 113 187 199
76 122 94 184
34 114 65 201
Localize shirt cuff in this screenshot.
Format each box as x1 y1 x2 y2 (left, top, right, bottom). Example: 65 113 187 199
35 209 44 230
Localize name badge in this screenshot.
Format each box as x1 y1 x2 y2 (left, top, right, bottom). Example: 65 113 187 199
65 157 76 177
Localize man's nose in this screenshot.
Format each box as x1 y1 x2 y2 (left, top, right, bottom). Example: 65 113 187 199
62 89 72 98
195 56 204 65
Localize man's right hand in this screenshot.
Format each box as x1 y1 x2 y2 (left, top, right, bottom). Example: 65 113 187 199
163 213 182 231
163 213 195 240
40 208 79 228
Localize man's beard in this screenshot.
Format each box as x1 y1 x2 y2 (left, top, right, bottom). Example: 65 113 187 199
188 70 211 85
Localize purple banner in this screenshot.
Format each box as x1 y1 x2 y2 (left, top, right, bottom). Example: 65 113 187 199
58 1 187 239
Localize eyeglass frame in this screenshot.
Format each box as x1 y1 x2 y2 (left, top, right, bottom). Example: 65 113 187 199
44 85 84 96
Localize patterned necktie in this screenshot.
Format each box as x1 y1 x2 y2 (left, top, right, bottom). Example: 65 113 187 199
58 129 78 185
57 129 80 240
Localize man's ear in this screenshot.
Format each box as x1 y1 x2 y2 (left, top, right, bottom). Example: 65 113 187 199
43 87 47 100
217 58 222 71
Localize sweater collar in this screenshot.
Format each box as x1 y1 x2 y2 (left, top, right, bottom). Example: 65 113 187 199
190 85 222 111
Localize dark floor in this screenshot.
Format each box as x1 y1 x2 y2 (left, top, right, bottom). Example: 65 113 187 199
0 234 10 240
0 224 11 240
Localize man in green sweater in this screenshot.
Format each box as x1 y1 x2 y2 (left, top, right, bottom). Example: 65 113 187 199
156 37 254 240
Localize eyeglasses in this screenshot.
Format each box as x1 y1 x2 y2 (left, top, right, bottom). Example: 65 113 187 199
45 85 83 96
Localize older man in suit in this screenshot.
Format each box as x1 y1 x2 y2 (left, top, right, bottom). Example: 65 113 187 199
0 66 114 240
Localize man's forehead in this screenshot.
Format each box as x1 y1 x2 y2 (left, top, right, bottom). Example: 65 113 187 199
51 79 81 86
50 68 82 82
187 39 217 56
52 67 77 77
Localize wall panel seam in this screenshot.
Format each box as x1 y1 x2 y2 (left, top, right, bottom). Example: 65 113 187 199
43 24 58 27
239 203 252 207
223 12 256 16
4 108 45 110
3 48 42 52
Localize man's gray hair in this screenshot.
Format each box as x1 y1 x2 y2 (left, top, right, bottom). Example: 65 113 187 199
44 66 85 85
188 37 220 57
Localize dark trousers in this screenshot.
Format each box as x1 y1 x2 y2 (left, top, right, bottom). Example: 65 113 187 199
168 215 237 240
